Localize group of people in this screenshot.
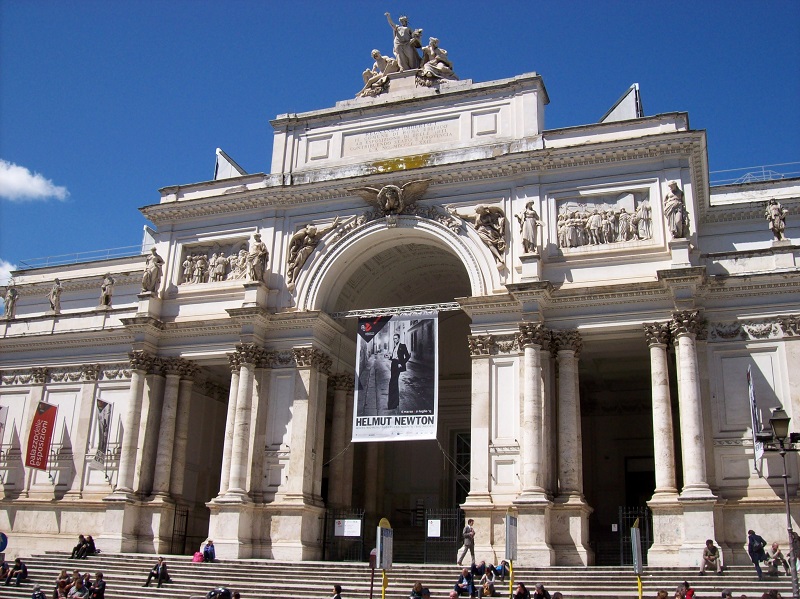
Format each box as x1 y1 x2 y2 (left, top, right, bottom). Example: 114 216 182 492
69 535 97 560
48 568 105 598
747 530 797 581
452 561 511 598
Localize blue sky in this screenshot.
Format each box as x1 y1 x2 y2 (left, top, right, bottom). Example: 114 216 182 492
1 0 798 282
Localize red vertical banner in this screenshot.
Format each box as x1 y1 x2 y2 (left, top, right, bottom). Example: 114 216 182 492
25 402 58 471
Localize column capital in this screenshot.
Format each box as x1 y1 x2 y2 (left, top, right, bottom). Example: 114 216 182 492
234 342 266 365
779 315 800 337
128 349 156 372
31 367 49 384
331 373 355 391
644 321 672 347
468 334 495 356
292 347 333 373
551 329 582 355
227 352 241 373
671 310 707 339
81 363 102 381
518 322 551 349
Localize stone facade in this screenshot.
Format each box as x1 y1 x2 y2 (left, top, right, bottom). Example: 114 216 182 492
1 68 799 569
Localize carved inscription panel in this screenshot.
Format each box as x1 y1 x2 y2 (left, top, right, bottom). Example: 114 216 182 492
342 119 460 157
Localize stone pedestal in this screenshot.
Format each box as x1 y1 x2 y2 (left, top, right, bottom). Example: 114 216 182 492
646 494 683 566
518 253 542 282
550 495 593 565
677 497 720 568
513 498 554 565
668 238 692 267
242 281 269 308
142 495 178 554
137 291 162 318
100 496 140 553
772 239 797 269
264 501 325 560
207 496 257 559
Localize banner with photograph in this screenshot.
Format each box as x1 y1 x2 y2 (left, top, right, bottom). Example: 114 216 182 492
90 399 113 469
0 405 8 445
748 365 765 476
353 313 438 442
25 401 58 471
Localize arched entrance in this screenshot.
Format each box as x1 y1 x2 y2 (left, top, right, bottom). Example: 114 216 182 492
308 220 482 561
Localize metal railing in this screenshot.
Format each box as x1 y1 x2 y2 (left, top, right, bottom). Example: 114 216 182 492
710 162 800 186
15 244 150 270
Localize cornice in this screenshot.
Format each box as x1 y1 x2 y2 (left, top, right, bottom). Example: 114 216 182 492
10 274 141 297
0 331 134 354
139 132 706 225
1 362 132 386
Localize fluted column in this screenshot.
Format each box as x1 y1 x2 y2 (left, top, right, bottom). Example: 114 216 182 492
671 311 713 498
644 322 678 496
466 335 493 501
228 343 261 497
518 324 551 496
115 350 154 495
170 362 196 499
151 359 182 497
553 330 584 496
328 374 354 508
217 353 241 496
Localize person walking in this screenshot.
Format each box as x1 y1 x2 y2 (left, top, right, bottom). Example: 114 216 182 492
458 518 476 566
747 529 768 580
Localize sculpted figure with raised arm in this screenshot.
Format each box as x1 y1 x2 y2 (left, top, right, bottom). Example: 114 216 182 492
385 13 421 71
448 204 507 264
286 217 340 292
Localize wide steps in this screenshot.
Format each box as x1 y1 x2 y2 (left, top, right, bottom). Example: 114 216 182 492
0 553 792 599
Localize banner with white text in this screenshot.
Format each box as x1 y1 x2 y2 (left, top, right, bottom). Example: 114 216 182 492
353 313 438 442
25 401 58 471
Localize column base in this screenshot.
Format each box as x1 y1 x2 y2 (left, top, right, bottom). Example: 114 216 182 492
100 496 142 553
646 492 683 566
550 494 594 565
675 495 721 568
513 495 554 566
142 495 177 554
207 498 258 559
263 500 325 560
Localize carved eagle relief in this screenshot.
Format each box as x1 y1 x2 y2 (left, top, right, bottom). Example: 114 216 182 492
354 179 431 215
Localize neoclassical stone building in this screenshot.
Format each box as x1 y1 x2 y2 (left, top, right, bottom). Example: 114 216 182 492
1 65 798 568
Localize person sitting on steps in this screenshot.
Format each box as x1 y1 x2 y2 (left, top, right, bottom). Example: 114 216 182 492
143 556 169 588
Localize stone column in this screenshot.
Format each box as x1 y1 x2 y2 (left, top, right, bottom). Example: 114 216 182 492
551 329 593 565
328 374 354 508
170 362 196 498
217 353 241 496
246 354 271 502
671 310 718 567
113 350 154 496
644 322 678 496
227 343 261 498
151 359 182 497
513 323 554 565
671 311 713 498
465 335 493 504
342 383 355 507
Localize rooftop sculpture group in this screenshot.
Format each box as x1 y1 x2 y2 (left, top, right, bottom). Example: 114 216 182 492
356 13 458 98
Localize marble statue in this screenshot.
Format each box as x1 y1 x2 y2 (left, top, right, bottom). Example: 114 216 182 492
417 37 458 85
357 49 400 98
141 247 165 293
246 233 269 283
227 249 248 280
48 278 63 313
99 274 115 306
212 252 228 281
448 204 507 264
3 286 18 319
663 181 689 239
355 179 431 216
515 202 543 253
633 199 652 240
286 217 341 291
385 13 422 71
765 198 788 241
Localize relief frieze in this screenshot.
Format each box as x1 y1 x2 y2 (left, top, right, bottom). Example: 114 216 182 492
179 238 251 285
556 191 653 250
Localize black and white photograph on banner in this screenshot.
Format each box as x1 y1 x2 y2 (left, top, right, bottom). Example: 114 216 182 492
90 399 113 469
0 405 8 444
353 313 438 441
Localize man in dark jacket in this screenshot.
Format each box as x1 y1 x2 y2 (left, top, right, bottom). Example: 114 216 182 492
747 529 768 580
143 556 169 588
4 558 27 586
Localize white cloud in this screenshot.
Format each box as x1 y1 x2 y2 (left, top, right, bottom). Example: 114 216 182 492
0 159 69 201
0 259 16 286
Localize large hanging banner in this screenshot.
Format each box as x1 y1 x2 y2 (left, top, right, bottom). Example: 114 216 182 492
25 401 58 471
353 313 438 442
90 399 113 470
0 405 8 444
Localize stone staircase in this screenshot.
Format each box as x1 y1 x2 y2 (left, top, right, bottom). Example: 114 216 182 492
1 553 793 599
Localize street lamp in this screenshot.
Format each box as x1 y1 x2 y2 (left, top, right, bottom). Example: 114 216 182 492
768 407 799 599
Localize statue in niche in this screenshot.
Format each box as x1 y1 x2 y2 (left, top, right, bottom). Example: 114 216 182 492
286 217 341 292
3 285 18 319
99 274 115 307
634 199 652 240
141 247 164 293
355 179 431 216
48 278 63 313
515 202 543 253
663 181 690 239
385 13 422 71
356 50 400 98
448 204 507 264
417 37 458 86
246 233 269 283
765 198 788 241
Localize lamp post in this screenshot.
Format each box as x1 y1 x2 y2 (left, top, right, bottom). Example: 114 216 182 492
768 408 799 599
